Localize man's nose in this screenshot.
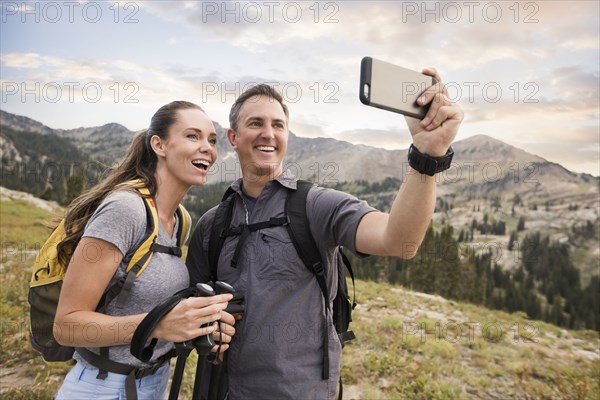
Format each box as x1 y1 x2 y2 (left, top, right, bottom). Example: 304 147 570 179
261 124 275 139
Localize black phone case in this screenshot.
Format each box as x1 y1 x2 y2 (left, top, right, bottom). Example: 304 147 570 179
360 56 435 120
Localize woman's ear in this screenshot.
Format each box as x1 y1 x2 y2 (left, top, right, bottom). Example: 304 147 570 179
150 135 166 158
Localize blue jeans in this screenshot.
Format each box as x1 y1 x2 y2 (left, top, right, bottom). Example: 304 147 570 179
55 361 170 400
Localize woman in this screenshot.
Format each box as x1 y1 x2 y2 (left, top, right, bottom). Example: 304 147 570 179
54 101 234 399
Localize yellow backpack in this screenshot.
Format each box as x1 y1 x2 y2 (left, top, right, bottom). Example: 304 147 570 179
28 181 191 362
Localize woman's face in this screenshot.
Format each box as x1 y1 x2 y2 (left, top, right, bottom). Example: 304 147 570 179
156 108 218 187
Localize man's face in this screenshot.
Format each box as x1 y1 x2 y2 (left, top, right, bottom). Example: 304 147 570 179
228 95 289 179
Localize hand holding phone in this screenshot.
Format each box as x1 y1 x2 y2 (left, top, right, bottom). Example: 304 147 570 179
359 57 435 119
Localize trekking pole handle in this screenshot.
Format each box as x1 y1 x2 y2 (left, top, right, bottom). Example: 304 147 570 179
214 281 244 314
214 281 235 295
186 283 216 355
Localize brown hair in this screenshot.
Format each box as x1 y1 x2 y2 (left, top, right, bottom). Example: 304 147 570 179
56 101 204 266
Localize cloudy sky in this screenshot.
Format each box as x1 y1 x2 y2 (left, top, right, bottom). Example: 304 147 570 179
1 1 598 175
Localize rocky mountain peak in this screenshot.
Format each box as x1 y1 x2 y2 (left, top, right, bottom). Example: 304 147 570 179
0 110 597 199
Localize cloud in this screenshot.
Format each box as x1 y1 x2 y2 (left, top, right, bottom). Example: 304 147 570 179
452 64 599 130
519 138 599 175
1 53 38 68
136 1 599 89
289 120 327 139
336 128 412 149
548 66 600 103
3 1 598 175
138 1 344 52
339 1 599 71
134 1 600 107
2 53 113 81
0 52 221 107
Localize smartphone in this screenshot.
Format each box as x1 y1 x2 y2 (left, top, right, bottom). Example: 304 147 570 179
359 57 436 119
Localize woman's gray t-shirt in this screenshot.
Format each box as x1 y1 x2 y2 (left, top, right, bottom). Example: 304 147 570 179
73 190 190 368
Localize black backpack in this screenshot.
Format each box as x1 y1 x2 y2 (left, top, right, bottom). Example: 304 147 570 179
207 180 356 381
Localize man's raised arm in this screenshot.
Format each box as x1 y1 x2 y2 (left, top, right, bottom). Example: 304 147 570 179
355 67 464 258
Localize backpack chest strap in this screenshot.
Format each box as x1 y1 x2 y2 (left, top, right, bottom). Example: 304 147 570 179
227 217 289 268
150 243 182 257
221 217 289 237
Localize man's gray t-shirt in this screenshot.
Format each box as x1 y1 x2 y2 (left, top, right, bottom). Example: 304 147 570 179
186 175 376 400
73 190 190 368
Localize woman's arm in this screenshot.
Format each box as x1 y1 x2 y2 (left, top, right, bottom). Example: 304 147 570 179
54 237 231 347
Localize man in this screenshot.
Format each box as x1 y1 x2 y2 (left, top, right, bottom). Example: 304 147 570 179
187 69 463 399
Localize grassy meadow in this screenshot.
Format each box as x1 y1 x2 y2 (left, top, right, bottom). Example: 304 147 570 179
1 196 598 399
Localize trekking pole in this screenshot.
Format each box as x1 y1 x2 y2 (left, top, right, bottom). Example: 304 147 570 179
191 281 230 400
191 330 215 400
207 353 227 400
168 359 186 400
205 283 245 400
189 283 219 400
191 353 210 400
168 343 194 400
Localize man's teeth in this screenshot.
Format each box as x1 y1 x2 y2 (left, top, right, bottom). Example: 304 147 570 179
256 146 275 152
192 160 210 169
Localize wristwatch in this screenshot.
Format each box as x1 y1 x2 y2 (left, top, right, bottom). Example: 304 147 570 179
408 144 454 176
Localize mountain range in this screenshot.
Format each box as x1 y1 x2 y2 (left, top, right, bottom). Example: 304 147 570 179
1 109 597 204
2 111 598 334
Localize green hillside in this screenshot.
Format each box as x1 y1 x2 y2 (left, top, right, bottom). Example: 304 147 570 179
0 126 99 205
0 196 598 399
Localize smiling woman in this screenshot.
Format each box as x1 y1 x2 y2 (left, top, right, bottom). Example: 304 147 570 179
149 107 218 190
49 101 236 400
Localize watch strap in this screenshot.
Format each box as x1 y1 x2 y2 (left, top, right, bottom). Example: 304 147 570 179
408 144 454 176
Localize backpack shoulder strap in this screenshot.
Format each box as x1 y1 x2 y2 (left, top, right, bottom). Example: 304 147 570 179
285 180 323 276
125 183 187 274
285 179 331 380
175 204 192 247
338 248 356 310
335 247 357 346
125 186 159 277
104 183 182 309
207 187 238 281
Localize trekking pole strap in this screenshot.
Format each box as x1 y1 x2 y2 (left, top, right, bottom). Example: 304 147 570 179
131 287 195 362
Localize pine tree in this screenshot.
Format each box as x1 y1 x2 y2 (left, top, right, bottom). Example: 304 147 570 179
435 225 461 300
517 216 526 232
508 231 518 251
63 168 86 206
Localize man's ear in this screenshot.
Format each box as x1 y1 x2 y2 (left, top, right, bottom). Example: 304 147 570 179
150 135 166 158
227 128 237 149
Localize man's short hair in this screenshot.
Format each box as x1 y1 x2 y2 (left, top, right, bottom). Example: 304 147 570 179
229 84 289 131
